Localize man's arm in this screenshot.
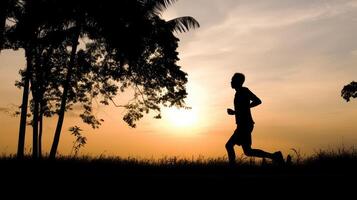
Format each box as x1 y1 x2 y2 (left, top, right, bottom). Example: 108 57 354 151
227 108 235 115
248 89 262 108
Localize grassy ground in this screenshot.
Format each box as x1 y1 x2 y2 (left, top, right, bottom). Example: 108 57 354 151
1 147 356 198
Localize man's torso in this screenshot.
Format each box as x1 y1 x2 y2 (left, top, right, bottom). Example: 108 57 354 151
234 87 254 125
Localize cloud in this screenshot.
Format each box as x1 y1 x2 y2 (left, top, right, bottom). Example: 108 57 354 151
169 0 357 124
0 105 19 117
176 0 357 77
0 107 10 113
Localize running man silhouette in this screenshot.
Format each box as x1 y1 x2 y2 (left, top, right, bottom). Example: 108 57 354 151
226 73 284 165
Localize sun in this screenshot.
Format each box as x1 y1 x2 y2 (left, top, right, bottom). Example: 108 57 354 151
159 81 206 130
163 107 198 127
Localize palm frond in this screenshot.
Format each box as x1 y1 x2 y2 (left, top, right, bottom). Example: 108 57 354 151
143 0 178 16
167 16 200 33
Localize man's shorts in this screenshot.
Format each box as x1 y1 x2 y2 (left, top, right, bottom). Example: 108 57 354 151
228 124 254 146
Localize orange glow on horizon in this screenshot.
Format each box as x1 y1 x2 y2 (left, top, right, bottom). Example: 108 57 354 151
2 1 357 159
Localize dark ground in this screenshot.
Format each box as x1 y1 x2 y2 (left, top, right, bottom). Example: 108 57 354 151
0 153 356 198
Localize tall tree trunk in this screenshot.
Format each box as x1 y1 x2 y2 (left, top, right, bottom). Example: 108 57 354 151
38 102 43 159
17 49 33 158
32 95 39 159
34 46 45 159
30 50 40 159
38 46 50 159
49 29 80 159
0 0 9 51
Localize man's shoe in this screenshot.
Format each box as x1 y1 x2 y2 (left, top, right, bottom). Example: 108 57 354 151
272 151 284 165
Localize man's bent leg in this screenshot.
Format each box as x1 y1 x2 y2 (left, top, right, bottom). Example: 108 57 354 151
242 145 274 159
225 141 236 165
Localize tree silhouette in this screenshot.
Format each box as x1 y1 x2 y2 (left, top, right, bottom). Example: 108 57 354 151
48 0 116 159
26 43 71 158
48 0 199 158
5 0 199 159
0 0 10 50
0 0 21 51
7 0 90 158
342 81 357 102
87 0 199 127
6 0 51 158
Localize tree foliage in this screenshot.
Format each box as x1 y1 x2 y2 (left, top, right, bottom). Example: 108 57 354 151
342 81 357 102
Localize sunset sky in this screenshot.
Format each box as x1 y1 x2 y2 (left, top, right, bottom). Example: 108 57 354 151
1 0 357 159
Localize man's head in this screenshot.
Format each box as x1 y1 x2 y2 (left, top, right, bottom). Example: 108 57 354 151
231 73 245 89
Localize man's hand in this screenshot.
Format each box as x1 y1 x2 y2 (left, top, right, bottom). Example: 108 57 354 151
227 108 235 115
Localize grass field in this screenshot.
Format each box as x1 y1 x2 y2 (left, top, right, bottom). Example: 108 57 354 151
1 147 356 198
